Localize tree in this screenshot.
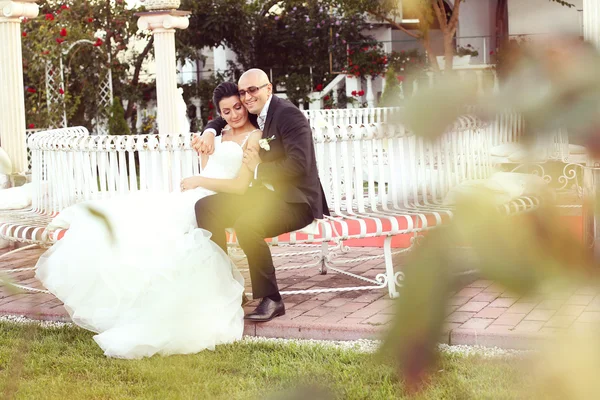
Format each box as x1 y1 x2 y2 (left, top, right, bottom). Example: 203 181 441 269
108 97 130 135
379 67 403 106
332 0 575 71
22 0 150 131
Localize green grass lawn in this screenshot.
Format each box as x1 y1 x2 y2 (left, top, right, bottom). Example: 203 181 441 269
0 323 533 399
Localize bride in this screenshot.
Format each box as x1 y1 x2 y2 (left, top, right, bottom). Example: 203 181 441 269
35 82 263 359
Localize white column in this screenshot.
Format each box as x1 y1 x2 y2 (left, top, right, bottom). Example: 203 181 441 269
583 0 600 255
365 75 375 108
584 0 600 48
137 10 189 135
0 0 39 173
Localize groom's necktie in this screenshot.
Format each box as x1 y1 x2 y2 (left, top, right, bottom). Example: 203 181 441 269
258 115 266 131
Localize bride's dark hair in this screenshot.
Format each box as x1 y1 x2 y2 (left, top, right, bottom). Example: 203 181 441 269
212 82 240 115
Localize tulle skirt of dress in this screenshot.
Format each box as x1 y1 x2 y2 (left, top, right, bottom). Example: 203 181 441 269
35 191 245 359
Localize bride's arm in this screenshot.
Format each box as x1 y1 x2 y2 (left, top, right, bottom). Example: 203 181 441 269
200 153 209 170
183 131 261 195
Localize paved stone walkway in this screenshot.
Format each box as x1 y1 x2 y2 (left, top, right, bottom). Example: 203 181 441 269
1 245 599 349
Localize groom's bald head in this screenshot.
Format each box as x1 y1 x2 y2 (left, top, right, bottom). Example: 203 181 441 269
238 69 272 115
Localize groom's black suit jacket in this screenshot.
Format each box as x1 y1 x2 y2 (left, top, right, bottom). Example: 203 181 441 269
205 95 329 220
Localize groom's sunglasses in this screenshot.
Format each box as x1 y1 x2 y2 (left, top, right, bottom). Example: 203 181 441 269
238 83 269 98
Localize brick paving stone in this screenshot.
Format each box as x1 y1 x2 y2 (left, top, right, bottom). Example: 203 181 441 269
475 307 506 319
291 300 325 311
370 299 396 310
289 315 320 324
382 305 398 315
524 309 555 322
570 322 598 333
575 287 599 295
446 305 458 316
448 296 470 306
361 314 393 326
313 312 351 325
446 312 476 324
513 320 544 333
338 317 366 325
585 297 600 311
456 287 484 298
442 322 462 334
7 246 600 349
540 327 561 334
459 318 494 330
311 292 339 302
321 297 350 308
544 315 577 328
285 281 315 290
506 303 537 314
488 298 518 308
565 295 595 306
483 283 505 293
457 301 489 313
336 302 367 313
536 299 564 310
353 292 386 303
555 305 586 317
467 279 494 288
347 306 380 320
303 307 332 317
577 312 600 323
471 293 500 302
492 313 526 327
307 275 331 282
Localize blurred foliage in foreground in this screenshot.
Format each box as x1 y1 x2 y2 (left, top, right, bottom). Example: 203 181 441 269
382 35 600 397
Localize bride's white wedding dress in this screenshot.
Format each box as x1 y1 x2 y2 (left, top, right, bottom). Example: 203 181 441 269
35 136 247 359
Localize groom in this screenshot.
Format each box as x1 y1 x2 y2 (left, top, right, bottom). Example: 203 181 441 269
194 69 329 322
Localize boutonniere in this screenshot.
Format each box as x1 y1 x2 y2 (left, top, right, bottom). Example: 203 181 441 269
258 135 275 151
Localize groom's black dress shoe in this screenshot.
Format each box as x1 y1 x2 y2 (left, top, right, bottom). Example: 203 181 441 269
244 297 285 322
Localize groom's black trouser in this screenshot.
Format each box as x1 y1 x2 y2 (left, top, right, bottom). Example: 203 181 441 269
195 187 313 299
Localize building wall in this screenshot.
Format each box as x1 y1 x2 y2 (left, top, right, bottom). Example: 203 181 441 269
457 0 498 64
508 0 583 36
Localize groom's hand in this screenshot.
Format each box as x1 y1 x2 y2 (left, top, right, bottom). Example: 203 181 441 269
199 132 215 155
243 147 261 172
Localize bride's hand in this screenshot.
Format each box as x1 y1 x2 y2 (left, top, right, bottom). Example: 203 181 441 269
181 177 200 192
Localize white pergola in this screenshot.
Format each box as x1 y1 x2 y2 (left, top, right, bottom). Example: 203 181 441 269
0 0 189 175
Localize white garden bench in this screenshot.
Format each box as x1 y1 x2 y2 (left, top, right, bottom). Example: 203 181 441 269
0 116 540 298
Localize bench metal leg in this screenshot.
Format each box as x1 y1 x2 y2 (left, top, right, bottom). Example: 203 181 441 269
318 241 328 275
383 236 400 299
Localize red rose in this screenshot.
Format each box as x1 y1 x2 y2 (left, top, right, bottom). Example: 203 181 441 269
56 38 65 44
324 95 330 101
351 90 357 96
27 123 35 129
315 84 323 91
397 76 405 82
60 28 67 37
87 17 94 23
358 90 364 96
207 116 213 121
60 4 69 10
45 13 54 21
22 31 27 37
59 88 65 95
27 87 36 93
208 103 214 109
93 38 103 47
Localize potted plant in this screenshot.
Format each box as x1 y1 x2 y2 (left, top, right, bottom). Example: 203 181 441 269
437 44 479 69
